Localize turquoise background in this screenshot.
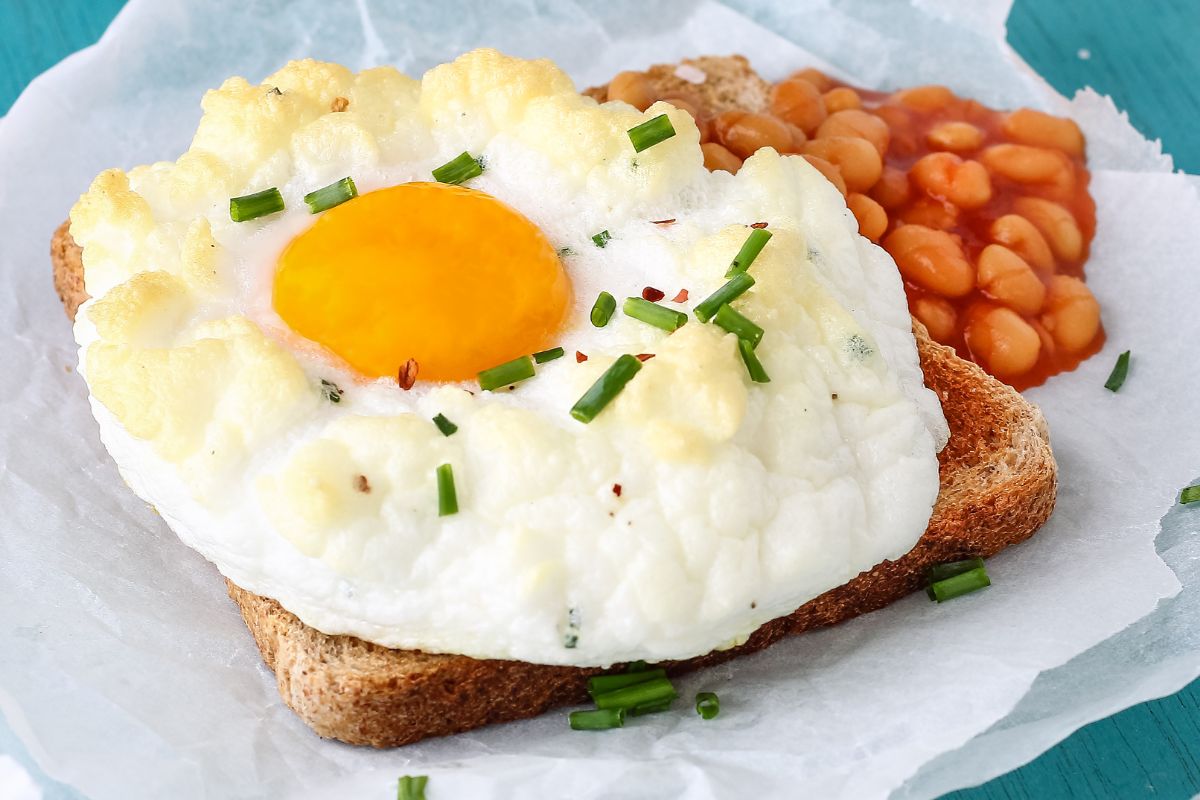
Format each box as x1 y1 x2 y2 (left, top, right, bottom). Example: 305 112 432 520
1 1 1197 797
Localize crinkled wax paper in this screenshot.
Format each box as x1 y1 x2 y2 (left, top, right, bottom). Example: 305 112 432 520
1 1 1198 798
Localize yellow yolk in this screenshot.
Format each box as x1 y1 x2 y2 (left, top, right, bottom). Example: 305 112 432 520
274 183 571 382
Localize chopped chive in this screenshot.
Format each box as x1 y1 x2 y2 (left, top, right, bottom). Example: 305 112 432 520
478 355 535 391
713 304 765 348
320 379 343 403
1104 350 1131 392
737 339 770 383
695 692 720 720
694 273 756 322
303 176 357 213
592 230 612 248
436 463 458 517
570 355 643 424
587 669 667 699
594 676 677 710
627 113 676 152
725 228 773 277
569 708 626 731
926 565 990 602
533 346 565 364
631 699 674 716
432 413 458 437
625 660 649 673
229 187 284 222
591 291 617 328
397 775 428 800
623 297 688 332
432 151 484 185
926 557 984 584
1181 485 1200 504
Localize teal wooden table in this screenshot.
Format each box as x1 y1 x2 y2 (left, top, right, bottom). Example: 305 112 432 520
2 2 1198 798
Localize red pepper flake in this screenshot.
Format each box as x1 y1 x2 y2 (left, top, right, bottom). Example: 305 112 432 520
635 353 655 362
397 358 419 390
671 288 689 303
330 96 350 112
750 221 769 229
651 218 676 226
576 351 588 363
353 474 371 493
641 286 665 302
612 483 622 497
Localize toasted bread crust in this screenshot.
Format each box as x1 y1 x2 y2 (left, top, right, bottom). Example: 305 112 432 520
53 186 1055 746
584 54 772 114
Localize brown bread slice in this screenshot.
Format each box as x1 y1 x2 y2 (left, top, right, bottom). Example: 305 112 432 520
51 203 1055 746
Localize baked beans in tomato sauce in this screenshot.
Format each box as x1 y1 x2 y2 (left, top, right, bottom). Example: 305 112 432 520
604 68 1103 391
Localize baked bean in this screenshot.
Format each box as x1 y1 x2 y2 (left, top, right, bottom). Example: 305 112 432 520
870 166 912 210
607 71 655 111
770 79 828 134
816 109 890 157
982 144 1073 187
1002 108 1085 157
712 110 747 145
695 114 714 144
976 244 1047 315
801 155 848 196
722 113 795 159
702 142 742 174
801 136 883 192
660 94 701 119
989 214 1055 273
790 68 833 93
926 121 985 152
1013 197 1084 262
1041 275 1101 351
912 296 958 343
909 152 992 209
891 85 955 111
965 305 1042 376
847 193 888 241
898 196 959 230
883 224 975 297
782 122 808 153
823 87 862 113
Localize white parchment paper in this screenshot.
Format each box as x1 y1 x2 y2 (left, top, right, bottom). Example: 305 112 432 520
1 1 1198 798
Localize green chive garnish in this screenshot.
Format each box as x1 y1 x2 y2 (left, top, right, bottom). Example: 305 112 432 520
436 463 458 517
229 187 284 222
926 565 990 602
623 297 688 332
592 230 612 248
1104 350 1131 392
397 775 429 800
533 347 565 364
926 557 985 584
694 273 756 322
625 660 649 673
303 176 357 213
587 669 667 699
320 379 343 403
1181 485 1200 504
478 355 535 391
631 699 674 716
570 354 643 424
627 113 676 152
594 676 677 711
569 708 626 731
695 692 720 720
432 413 458 437
714 304 764 348
737 339 770 383
591 292 617 328
432 151 484 185
725 228 773 277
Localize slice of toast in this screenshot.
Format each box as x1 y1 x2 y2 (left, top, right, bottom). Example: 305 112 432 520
51 220 1055 747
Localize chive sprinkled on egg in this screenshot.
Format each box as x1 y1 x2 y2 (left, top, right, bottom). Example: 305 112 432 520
570 354 643 423
627 113 676 152
591 292 617 328
432 151 484 185
623 297 687 332
477 355 535 391
592 230 611 248
737 339 770 383
319 379 343 403
432 413 458 437
436 463 458 517
726 228 773 277
694 273 755 323
714 304 765 349
229 187 284 222
303 176 357 213
533 346 565 364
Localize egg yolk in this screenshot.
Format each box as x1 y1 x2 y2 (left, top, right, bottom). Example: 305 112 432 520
274 182 571 382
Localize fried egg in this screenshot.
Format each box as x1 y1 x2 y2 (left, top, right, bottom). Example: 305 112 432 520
70 50 947 666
